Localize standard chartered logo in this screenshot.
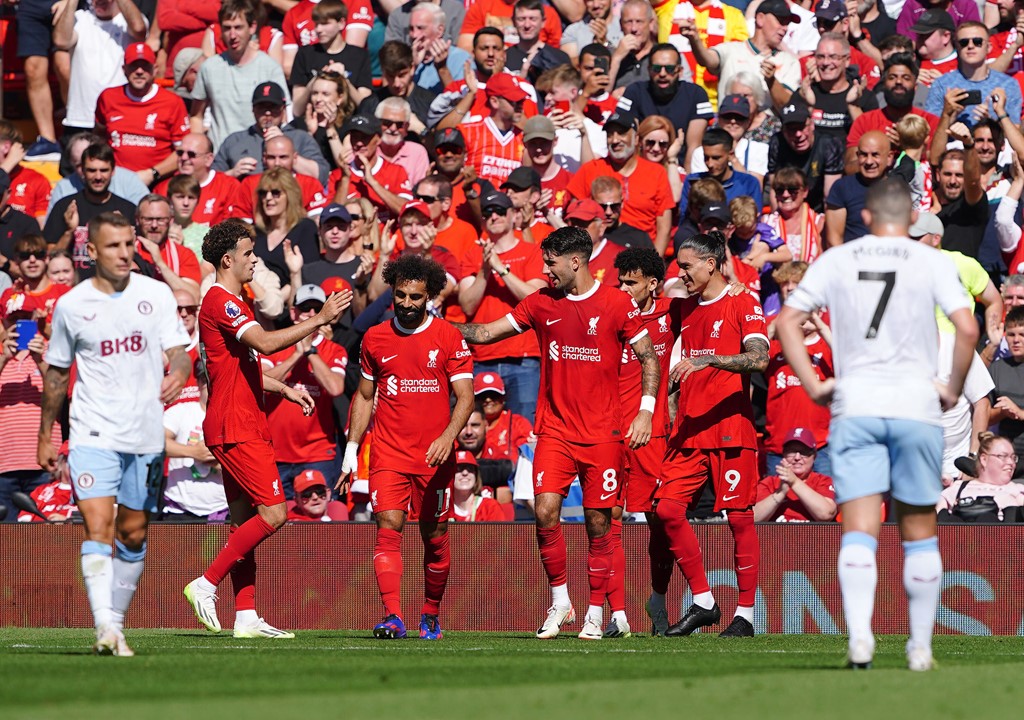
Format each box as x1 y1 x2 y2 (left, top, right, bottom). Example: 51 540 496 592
387 376 399 395
549 340 560 361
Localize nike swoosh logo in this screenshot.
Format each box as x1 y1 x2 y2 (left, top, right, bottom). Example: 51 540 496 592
108 115 123 122
383 354 398 362
545 319 561 325
680 325 690 333
722 494 739 501
599 491 616 501
84 314 96 321
737 564 754 571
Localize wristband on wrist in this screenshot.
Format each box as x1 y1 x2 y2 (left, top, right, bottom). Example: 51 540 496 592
998 114 1010 121
640 395 656 413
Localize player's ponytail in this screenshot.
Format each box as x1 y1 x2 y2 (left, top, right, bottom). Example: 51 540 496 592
678 229 727 271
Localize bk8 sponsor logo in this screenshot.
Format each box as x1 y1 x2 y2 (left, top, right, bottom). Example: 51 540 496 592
100 332 147 356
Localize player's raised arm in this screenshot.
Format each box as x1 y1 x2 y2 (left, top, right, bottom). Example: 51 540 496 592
625 333 659 449
455 315 519 345
241 291 352 356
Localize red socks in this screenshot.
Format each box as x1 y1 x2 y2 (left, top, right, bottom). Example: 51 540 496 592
203 514 276 587
587 532 614 606
231 551 257 612
374 527 404 617
536 524 568 587
656 498 711 595
606 519 626 612
421 533 450 616
647 517 675 595
728 509 759 607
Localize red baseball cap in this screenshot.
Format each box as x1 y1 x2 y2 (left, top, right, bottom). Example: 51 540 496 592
485 73 529 103
783 428 817 450
455 450 478 467
124 42 157 66
400 199 432 219
294 469 329 495
565 199 604 223
320 276 352 297
474 372 506 395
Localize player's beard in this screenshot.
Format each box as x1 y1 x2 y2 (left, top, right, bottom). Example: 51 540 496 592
394 302 427 328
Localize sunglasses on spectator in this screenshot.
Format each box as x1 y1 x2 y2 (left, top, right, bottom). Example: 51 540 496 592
644 139 670 149
650 64 678 74
18 251 45 261
348 212 364 220
381 119 407 128
773 185 804 196
178 305 198 315
482 207 508 218
300 486 329 500
568 218 593 228
415 193 440 204
435 144 462 156
479 393 503 404
597 202 622 212
957 36 984 48
258 189 283 198
297 303 324 313
783 447 815 457
175 149 204 158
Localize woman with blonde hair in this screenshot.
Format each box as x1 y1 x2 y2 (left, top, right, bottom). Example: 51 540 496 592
638 115 685 203
253 168 320 298
291 70 358 172
345 197 381 254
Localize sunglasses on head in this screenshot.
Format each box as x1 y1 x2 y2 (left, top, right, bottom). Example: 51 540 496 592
644 139 670 149
435 144 462 155
483 207 508 218
957 36 984 48
300 486 329 500
258 188 283 198
18 250 45 261
175 149 202 159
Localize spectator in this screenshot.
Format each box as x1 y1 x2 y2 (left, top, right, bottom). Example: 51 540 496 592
346 197 382 254
16 442 75 522
386 0 466 47
611 0 663 90
235 136 331 222
500 167 555 244
456 0 566 52
988 306 1024 472
578 43 619 125
202 0 285 66
253 168 322 290
263 284 348 498
520 117 574 210
938 432 1024 521
934 118 989 260
825 131 892 246
725 72 779 146
301 203 369 297
358 41 435 134
46 132 149 216
154 133 245 226
567 110 675 254
43 143 137 277
800 33 877 142
166 175 209 261
450 450 507 520
767 98 844 213
926 22 1023 127
668 0 749 108
507 0 572 84
94 43 190 186
897 0 980 38
988 0 1024 75
332 115 413 220
692 94 770 185
811 0 882 78
534 65 603 170
375 98 431 188
753 429 838 522
53 0 148 134
287 469 350 521
157 0 217 83
429 127 495 230
46 249 78 288
190 1 289 149
281 0 373 75
289 71 359 173
458 74 528 189
637 115 684 203
913 9 958 87
172 50 206 102
0 177 44 272
0 124 50 227
891 114 933 212
562 197 621 287
1 233 70 325
592 175 652 251
857 0 897 50
409 3 471 93
458 191 547 421
134 194 203 294
457 406 487 456
562 0 622 59
410 176 476 265
678 127 762 225
761 167 824 264
726 196 791 298
668 177 726 265
473 373 533 504
288 0 373 107
16 0 62 159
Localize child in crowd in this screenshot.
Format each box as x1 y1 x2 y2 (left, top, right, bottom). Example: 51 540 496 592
892 114 933 212
167 175 210 263
728 196 792 311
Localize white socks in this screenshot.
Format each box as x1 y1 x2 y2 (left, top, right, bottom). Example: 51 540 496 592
551 583 570 607
693 591 716 610
903 537 942 653
838 532 878 646
81 541 113 630
111 558 145 630
586 604 603 624
235 609 259 626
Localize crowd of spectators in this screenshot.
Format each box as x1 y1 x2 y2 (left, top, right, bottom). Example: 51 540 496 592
3 0 1024 524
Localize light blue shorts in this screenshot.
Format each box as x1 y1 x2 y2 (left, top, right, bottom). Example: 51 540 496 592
69 447 163 512
829 417 944 507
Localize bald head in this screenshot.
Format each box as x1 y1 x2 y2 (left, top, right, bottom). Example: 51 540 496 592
856 131 892 181
263 135 296 171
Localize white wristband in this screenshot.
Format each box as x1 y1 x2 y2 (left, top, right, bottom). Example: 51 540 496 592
640 395 656 413
341 441 360 475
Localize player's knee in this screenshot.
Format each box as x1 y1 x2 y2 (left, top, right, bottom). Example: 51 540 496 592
419 521 448 540
114 538 147 562
260 503 288 529
583 508 611 538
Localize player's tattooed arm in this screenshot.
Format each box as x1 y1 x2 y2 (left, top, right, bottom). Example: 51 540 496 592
633 335 661 399
707 337 770 374
455 316 518 345
38 365 71 472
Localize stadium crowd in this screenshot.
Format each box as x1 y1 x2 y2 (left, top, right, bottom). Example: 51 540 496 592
3 0 1024 534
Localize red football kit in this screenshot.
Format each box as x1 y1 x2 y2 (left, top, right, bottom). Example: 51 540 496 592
135 239 202 286
566 157 674 239
360 315 474 517
0 281 69 322
237 171 329 220
6 165 51 219
331 155 412 221
19 480 75 522
482 408 533 461
199 283 281 506
587 239 626 288
764 335 832 454
95 85 190 171
450 496 506 521
264 334 347 464
155 170 243 225
166 336 201 409
461 117 525 187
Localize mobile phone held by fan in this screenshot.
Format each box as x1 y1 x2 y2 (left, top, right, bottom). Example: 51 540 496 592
548 100 572 116
962 89 983 106
15 319 36 352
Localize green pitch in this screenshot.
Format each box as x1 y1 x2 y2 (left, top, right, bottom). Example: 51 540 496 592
2 629 1022 719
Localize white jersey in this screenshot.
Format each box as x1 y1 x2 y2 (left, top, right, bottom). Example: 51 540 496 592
163 401 228 516
785 235 970 424
937 334 993 477
47 273 190 453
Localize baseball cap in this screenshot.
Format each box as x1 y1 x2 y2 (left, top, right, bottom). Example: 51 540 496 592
485 73 529 102
783 427 817 450
565 199 604 223
604 109 638 132
501 167 541 191
399 199 432 219
455 450 479 468
481 191 513 211
757 0 801 23
908 212 945 239
780 98 811 125
294 469 329 495
474 372 506 395
814 0 848 22
173 47 204 100
433 127 466 149
252 82 287 107
295 284 328 307
319 203 352 225
700 204 731 224
320 276 352 297
523 115 556 142
909 8 955 35
124 42 156 66
718 94 751 119
345 115 382 137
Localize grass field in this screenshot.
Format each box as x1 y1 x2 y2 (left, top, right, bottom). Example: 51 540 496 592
2 630 1022 719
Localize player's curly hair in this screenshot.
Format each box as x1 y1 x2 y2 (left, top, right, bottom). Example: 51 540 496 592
382 253 447 299
540 226 593 260
202 219 253 266
614 247 665 283
677 229 726 271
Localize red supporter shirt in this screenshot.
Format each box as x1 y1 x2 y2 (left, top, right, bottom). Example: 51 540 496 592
210 24 281 54
166 337 202 408
461 0 561 45
331 155 412 221
584 92 619 126
542 165 572 210
18 481 75 522
1 282 69 322
6 165 51 219
450 496 506 521
443 74 539 124
460 238 545 362
566 157 674 238
764 335 832 453
755 471 835 522
199 284 271 445
237 171 329 220
264 335 347 463
461 117 525 187
135 239 202 285
587 239 626 288
508 282 646 444
155 170 243 225
95 85 189 171
0 349 60 474
847 107 940 150
282 0 374 47
919 54 958 85
483 408 533 461
360 315 474 474
671 287 767 450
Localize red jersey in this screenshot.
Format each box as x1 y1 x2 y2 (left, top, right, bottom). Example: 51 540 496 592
166 336 202 408
461 0 561 45
584 92 619 126
211 24 281 54
155 170 243 225
282 0 374 47
482 408 533 461
135 238 202 285
847 107 940 150
18 481 75 522
566 157 674 238
0 281 69 322
360 315 474 474
6 165 51 219
460 238 545 362
443 74 539 124
286 501 350 521
450 496 505 521
919 53 958 86
541 165 572 210
198 283 271 446
331 155 412 221
764 335 832 453
755 471 835 522
237 171 329 220
461 117 525 187
264 334 347 463
991 28 1024 75
508 282 646 444
671 287 767 450
618 295 690 438
95 85 190 171
587 239 626 288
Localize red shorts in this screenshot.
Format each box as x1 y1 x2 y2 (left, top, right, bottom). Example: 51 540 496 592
533 436 624 509
212 440 283 507
623 435 666 513
369 462 455 521
658 446 758 512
